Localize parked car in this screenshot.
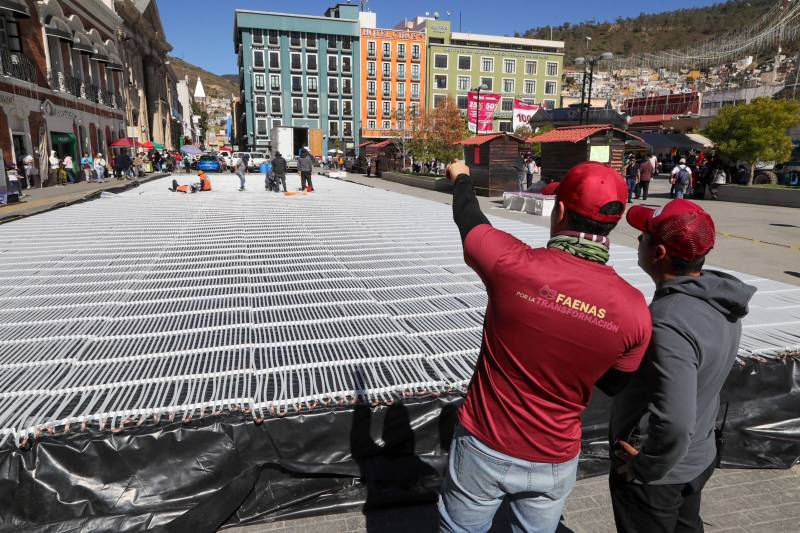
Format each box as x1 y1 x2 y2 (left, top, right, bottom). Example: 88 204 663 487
776 161 800 186
218 150 233 171
249 152 270 171
196 154 222 173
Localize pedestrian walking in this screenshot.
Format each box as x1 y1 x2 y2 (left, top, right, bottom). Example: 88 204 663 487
610 200 756 533
6 162 22 196
438 160 652 533
48 150 60 186
271 151 288 192
81 153 93 182
671 158 692 199
526 157 539 190
637 155 655 200
624 155 640 203
22 154 35 188
94 153 107 183
235 158 247 191
297 149 314 191
63 155 76 184
240 152 251 173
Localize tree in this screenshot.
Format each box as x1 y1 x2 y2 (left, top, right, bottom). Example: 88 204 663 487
409 97 467 165
704 98 800 184
387 110 414 170
514 125 533 139
528 124 555 158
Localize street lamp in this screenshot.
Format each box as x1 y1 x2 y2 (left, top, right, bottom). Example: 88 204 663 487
472 83 488 133
574 52 613 125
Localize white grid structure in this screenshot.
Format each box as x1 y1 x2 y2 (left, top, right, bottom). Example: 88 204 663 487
0 175 798 447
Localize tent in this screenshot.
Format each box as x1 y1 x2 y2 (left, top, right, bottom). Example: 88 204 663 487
638 133 705 153
180 145 203 155
110 138 144 149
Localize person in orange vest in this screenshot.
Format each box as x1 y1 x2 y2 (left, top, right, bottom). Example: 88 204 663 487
199 170 212 191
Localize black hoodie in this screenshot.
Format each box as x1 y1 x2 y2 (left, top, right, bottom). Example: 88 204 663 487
610 270 756 484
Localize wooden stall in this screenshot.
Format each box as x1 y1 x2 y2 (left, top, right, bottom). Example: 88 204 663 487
457 133 527 196
528 125 645 181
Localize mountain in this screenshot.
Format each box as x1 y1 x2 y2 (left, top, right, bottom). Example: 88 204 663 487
168 57 238 99
521 0 776 63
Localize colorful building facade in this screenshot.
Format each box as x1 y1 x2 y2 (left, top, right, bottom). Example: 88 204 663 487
358 26 426 139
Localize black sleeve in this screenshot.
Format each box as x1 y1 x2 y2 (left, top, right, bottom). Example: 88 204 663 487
596 368 636 397
453 174 490 243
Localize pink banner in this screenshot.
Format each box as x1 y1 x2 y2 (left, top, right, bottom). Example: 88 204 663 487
467 91 501 133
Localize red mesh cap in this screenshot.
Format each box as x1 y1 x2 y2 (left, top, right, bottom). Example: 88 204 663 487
627 200 716 261
557 162 629 223
541 181 560 196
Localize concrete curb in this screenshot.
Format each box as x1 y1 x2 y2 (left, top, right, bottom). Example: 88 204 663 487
715 184 800 208
380 171 453 193
0 173 171 224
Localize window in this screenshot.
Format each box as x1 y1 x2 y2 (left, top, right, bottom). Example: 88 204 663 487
307 76 318 93
290 32 301 47
328 35 339 49
342 56 351 73
543 99 556 110
271 96 281 113
524 80 536 94
502 79 515 93
328 77 338 94
546 62 559 76
256 118 268 135
382 120 390 129
382 81 391 97
367 61 376 77
291 75 302 93
481 57 494 72
545 80 557 95
501 98 513 111
433 95 446 108
434 54 448 69
367 41 376 57
367 80 376 97
435 75 447 89
308 98 319 115
272 118 282 128
328 55 338 72
343 121 353 137
343 100 352 116
457 76 471 91
269 74 280 91
253 50 265 69
329 99 339 116
342 78 352 94
368 100 376 116
255 95 267 113
411 83 420 98
268 51 280 70
254 73 265 91
457 95 468 110
499 121 512 132
382 101 390 115
411 64 420 80
397 63 406 79
306 34 317 48
307 54 317 71
252 29 263 45
292 97 303 114
290 52 302 71
412 44 420 60
341 36 351 50
525 60 537 75
329 121 339 137
397 43 406 59
267 30 279 46
481 77 493 91
397 82 405 98
503 59 516 74
458 55 471 70
382 42 391 58
368 120 376 129
410 103 419 117
382 62 391 78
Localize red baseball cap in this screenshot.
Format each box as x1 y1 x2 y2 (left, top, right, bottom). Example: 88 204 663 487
552 162 629 223
627 200 716 261
541 181 560 196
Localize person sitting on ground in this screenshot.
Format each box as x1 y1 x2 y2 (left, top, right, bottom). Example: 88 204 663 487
199 170 212 192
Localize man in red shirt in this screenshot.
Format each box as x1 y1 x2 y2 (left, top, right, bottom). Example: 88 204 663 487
438 161 652 533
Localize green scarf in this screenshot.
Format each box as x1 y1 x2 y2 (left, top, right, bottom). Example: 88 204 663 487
547 234 610 265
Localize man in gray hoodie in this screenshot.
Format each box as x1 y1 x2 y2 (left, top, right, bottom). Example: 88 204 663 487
297 149 315 192
610 199 756 533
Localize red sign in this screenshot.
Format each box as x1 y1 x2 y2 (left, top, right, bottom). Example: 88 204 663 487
512 100 540 130
467 91 501 133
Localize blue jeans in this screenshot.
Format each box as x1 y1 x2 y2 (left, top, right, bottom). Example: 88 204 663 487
676 182 687 199
626 178 637 202
438 426 579 533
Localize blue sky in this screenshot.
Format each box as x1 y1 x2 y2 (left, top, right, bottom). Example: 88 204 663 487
157 0 720 75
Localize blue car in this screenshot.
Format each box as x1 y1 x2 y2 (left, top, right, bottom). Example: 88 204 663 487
196 155 222 172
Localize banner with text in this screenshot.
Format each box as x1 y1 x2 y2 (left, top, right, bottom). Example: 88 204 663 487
512 100 540 131
467 91 501 133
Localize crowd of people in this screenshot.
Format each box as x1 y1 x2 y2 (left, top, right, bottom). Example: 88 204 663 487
439 159 755 533
623 150 731 203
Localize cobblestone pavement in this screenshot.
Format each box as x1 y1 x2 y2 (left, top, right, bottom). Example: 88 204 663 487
224 466 800 533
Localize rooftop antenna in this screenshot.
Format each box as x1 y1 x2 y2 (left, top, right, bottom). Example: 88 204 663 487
434 11 440 20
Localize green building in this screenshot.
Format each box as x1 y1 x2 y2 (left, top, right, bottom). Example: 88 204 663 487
411 18 564 132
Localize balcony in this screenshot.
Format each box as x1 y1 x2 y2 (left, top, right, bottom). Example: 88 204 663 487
382 72 392 81
397 52 406 61
411 94 420 101
411 54 421 62
367 70 376 79
382 50 391 60
381 109 391 118
367 110 376 118
367 49 376 59
47 69 67 93
382 91 391 99
0 48 37 84
411 74 420 82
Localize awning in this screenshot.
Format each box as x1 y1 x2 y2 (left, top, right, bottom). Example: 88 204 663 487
90 53 110 63
0 0 31 18
50 132 77 144
72 31 94 53
638 132 705 152
44 15 72 41
685 133 714 148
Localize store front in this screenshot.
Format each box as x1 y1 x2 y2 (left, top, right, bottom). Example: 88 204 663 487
50 131 78 172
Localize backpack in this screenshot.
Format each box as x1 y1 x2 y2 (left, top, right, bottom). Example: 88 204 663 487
677 166 691 185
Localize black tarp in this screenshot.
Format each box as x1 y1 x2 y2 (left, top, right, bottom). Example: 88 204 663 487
638 133 706 153
0 357 798 532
